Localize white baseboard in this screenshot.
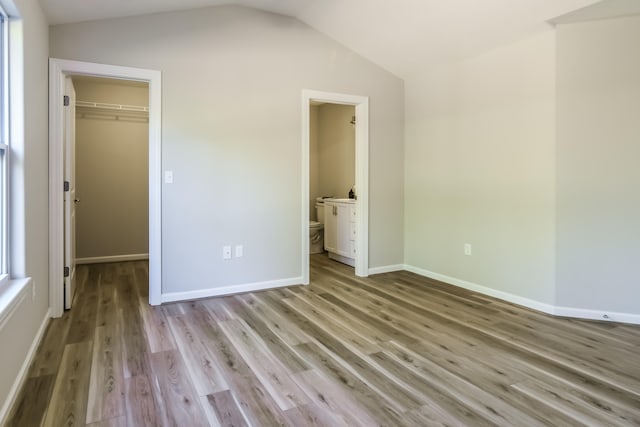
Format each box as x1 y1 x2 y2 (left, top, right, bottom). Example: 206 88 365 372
404 264 556 315
76 253 149 265
368 264 405 275
553 306 640 325
0 308 51 425
404 265 640 325
161 276 304 304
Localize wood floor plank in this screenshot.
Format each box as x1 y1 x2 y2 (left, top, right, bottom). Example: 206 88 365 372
124 374 164 427
200 390 249 427
476 321 640 399
166 314 229 395
42 341 93 427
119 305 153 378
410 312 640 414
161 301 187 318
402 402 490 427
234 292 312 346
139 301 177 353
86 325 126 424
294 341 414 427
284 403 348 427
281 295 381 355
223 295 310 372
363 349 498 427
66 287 99 345
86 416 127 427
293 289 395 346
217 318 311 410
512 378 634 426
290 369 382 427
492 320 640 380
531 373 640 426
5 374 54 427
316 292 418 344
95 281 118 330
28 315 71 377
378 342 547 427
185 309 291 426
133 261 150 298
201 298 236 322
259 292 424 413
150 349 209 427
311 276 448 341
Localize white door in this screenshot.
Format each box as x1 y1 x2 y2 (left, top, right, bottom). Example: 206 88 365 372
335 203 351 257
64 76 77 310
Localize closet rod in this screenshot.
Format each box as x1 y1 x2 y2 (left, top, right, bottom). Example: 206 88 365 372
75 100 149 113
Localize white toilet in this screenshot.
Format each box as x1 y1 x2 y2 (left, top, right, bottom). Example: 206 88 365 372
310 198 326 254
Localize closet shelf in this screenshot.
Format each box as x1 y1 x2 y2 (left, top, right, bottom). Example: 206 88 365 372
76 100 149 113
75 100 149 122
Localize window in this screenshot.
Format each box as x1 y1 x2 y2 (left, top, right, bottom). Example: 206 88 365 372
0 6 8 282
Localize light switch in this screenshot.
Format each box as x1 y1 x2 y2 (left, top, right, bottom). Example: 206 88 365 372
165 171 173 184
235 245 243 258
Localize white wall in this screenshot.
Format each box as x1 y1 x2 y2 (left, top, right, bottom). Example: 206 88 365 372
317 104 356 200
405 31 557 305
310 103 356 222
556 15 640 315
74 78 149 260
0 0 50 419
50 5 405 293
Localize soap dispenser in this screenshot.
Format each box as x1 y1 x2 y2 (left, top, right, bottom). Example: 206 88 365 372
348 186 355 199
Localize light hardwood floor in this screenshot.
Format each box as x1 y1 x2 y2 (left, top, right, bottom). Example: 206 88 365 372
6 255 640 426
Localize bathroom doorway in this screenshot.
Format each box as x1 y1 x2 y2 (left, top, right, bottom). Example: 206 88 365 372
301 90 369 283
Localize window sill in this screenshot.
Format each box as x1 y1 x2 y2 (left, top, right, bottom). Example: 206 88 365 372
0 277 32 330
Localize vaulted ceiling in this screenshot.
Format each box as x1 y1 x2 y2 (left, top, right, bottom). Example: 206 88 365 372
38 0 631 78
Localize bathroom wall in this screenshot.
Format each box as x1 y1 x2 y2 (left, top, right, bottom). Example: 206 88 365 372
311 103 356 218
73 77 149 261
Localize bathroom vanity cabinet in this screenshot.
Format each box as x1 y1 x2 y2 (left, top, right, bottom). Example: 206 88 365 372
324 199 356 267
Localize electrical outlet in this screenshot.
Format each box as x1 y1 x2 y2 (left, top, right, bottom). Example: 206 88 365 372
223 246 232 260
164 170 173 184
464 243 472 256
235 245 243 258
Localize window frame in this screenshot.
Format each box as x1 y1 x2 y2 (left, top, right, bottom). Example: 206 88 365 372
0 6 8 284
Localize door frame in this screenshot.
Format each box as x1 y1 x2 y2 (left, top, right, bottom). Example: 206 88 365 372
301 90 369 282
49 58 162 317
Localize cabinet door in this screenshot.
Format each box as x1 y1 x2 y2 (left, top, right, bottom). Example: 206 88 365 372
324 202 338 252
336 203 351 257
348 205 357 257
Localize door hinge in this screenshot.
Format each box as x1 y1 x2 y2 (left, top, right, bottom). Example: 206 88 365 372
64 266 70 278
64 181 70 192
63 95 70 106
